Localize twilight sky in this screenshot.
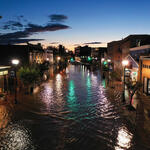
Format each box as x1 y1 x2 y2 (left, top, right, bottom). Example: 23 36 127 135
0 0 150 50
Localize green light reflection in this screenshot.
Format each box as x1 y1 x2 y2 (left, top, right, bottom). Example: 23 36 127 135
102 80 106 88
86 75 92 103
67 80 78 116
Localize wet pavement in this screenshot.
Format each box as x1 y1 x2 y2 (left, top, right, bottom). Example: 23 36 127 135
0 65 148 150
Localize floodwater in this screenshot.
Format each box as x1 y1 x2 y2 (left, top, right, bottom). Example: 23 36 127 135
0 65 148 150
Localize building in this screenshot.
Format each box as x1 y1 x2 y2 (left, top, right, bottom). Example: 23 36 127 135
138 56 150 95
91 47 107 59
107 40 122 71
0 66 10 93
0 43 45 66
107 34 150 71
130 45 150 62
44 49 53 64
125 54 139 81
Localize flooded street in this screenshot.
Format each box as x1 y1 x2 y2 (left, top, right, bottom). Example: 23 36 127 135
0 65 147 150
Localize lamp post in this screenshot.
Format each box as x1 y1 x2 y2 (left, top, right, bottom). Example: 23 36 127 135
12 59 19 104
122 60 129 102
57 56 61 61
107 59 111 85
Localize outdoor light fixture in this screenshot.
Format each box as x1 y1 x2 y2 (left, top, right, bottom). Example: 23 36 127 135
122 59 129 102
101 58 105 62
12 59 19 65
107 59 111 62
11 59 19 104
122 60 129 66
57 57 61 60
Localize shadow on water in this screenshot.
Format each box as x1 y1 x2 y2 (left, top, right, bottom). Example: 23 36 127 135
0 65 148 150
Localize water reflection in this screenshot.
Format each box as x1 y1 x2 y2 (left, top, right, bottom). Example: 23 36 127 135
86 75 91 102
0 105 12 129
56 73 63 98
67 80 78 116
40 83 53 111
2 65 145 150
0 123 34 150
115 126 133 150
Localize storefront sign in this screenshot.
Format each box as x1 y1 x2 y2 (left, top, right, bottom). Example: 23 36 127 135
0 70 8 76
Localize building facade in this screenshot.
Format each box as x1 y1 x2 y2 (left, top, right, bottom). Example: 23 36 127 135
138 56 150 95
0 44 45 66
0 66 10 93
107 35 150 71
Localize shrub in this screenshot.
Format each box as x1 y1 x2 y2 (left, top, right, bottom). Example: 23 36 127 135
18 66 40 86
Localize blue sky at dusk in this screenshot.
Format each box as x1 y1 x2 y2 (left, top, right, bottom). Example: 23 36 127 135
0 0 150 50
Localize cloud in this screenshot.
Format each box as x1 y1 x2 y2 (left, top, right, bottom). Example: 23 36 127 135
0 14 70 45
27 23 70 32
50 42 59 44
17 15 24 20
0 31 31 40
74 44 80 46
83 42 102 45
0 23 70 44
2 21 24 30
0 38 44 44
49 14 68 22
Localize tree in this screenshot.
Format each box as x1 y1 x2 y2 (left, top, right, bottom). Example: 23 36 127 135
126 81 142 107
110 68 122 81
0 16 2 19
18 66 40 93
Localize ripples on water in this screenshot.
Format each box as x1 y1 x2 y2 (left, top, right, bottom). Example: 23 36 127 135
0 65 146 150
0 123 34 150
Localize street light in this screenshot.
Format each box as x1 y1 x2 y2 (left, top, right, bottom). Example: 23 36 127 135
122 60 129 102
12 59 19 104
57 56 61 61
101 58 105 62
12 59 19 65
107 59 111 63
107 59 111 85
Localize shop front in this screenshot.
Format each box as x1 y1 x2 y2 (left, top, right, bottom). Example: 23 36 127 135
0 66 10 93
143 77 150 95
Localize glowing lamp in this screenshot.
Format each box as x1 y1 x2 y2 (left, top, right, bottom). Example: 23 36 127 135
122 60 129 66
57 57 61 60
12 59 19 65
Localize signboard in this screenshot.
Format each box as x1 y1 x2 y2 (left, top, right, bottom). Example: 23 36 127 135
0 70 8 76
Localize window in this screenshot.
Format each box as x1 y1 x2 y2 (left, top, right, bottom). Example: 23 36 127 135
148 79 150 95
143 77 148 94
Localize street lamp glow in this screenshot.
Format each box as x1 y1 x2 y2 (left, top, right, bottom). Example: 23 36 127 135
101 58 105 62
122 60 129 66
12 59 19 65
107 59 111 62
57 57 61 61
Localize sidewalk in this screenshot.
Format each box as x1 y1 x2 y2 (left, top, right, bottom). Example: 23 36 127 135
0 94 14 129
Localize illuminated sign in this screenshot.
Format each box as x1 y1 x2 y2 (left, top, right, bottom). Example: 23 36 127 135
0 70 8 76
